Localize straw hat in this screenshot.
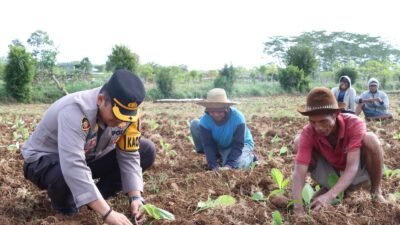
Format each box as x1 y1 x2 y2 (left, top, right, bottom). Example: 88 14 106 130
196 88 239 109
297 87 346 116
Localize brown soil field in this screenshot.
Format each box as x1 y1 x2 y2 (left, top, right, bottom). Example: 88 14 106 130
1 95 400 225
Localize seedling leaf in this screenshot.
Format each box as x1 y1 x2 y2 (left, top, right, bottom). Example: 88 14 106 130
141 204 175 221
272 210 283 225
279 146 288 155
302 183 314 206
251 191 265 201
194 195 236 214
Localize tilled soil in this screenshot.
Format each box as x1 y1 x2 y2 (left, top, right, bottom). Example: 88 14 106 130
1 106 400 224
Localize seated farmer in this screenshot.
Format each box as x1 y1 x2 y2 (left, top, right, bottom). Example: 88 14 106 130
292 87 385 215
22 70 156 225
331 75 356 114
190 88 257 170
355 78 392 120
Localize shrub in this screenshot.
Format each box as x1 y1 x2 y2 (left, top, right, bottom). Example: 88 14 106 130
214 64 236 94
4 45 35 102
278 65 307 92
335 67 358 84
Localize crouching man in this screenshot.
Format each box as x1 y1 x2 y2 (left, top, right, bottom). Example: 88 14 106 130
292 87 385 215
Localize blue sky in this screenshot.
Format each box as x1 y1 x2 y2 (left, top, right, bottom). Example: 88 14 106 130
1 0 400 70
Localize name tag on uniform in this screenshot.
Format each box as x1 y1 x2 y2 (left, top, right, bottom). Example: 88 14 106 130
117 122 140 151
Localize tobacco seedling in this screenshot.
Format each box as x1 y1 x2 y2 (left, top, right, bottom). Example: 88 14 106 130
268 168 289 198
327 173 344 204
271 134 282 144
160 139 177 158
279 146 288 155
302 183 315 210
272 210 283 225
194 195 236 214
250 191 266 201
140 204 175 221
383 165 400 180
149 119 159 131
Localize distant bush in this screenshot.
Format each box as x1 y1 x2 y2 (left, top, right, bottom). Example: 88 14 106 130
214 65 236 94
335 67 358 84
4 45 35 102
278 65 307 92
155 67 175 98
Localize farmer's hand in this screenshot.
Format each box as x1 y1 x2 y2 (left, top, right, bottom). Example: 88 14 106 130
375 97 383 103
130 199 146 225
310 193 333 211
105 210 133 225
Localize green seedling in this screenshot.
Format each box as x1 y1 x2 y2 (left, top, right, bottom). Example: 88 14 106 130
327 173 344 204
160 139 177 158
271 134 282 144
383 165 400 180
271 210 283 225
393 132 400 140
268 168 289 198
149 119 159 131
250 191 266 201
7 142 20 151
302 183 315 210
194 195 236 214
140 204 175 221
279 146 288 155
187 136 194 146
287 183 315 212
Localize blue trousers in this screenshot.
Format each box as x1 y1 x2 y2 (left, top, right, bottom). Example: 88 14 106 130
23 138 156 211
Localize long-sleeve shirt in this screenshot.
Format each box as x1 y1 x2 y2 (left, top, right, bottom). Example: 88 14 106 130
22 87 143 207
355 90 389 115
199 107 254 169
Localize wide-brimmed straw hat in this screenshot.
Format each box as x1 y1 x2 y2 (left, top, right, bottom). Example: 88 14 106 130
196 88 239 109
297 87 346 116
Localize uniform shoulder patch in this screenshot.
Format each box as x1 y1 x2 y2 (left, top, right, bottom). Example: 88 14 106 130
81 116 90 131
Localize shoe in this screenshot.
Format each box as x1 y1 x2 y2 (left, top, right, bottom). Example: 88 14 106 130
51 202 78 216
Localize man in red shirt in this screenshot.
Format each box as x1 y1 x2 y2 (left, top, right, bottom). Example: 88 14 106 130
292 87 386 215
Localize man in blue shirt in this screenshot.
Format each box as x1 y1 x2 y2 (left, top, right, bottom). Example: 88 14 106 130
190 88 257 170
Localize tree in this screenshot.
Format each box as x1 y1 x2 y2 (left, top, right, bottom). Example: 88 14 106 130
278 65 307 92
106 45 139 72
285 45 317 77
214 64 236 94
27 30 58 81
138 63 155 83
79 57 92 75
335 67 358 84
4 44 35 102
154 66 175 98
358 60 393 89
264 31 400 71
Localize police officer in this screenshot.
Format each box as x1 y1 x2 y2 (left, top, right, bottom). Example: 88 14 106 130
22 69 156 225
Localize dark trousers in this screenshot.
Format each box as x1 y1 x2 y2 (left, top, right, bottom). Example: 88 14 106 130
23 138 156 209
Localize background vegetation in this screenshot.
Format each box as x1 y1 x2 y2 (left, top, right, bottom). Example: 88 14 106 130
1 30 400 103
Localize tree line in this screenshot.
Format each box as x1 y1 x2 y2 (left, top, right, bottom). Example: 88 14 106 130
1 30 400 102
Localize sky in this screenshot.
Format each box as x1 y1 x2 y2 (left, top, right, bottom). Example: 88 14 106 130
1 0 400 71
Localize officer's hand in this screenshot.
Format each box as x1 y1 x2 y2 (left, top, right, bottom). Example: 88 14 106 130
130 200 146 225
105 210 133 225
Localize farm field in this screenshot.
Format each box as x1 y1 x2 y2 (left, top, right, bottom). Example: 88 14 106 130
1 94 400 225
